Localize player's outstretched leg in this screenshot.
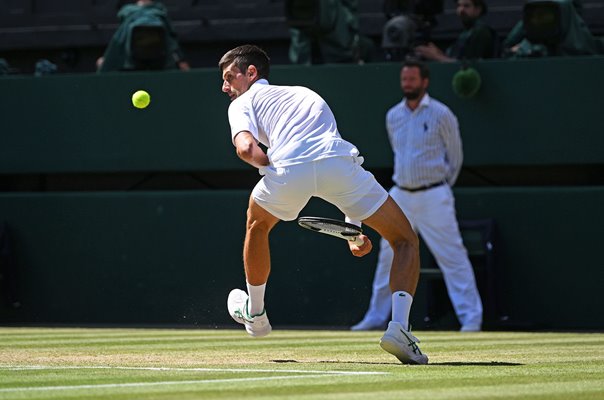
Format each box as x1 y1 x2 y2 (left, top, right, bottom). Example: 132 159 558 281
227 289 272 337
379 321 428 364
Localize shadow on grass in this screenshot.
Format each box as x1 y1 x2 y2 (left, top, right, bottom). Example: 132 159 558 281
272 359 523 366
426 361 524 366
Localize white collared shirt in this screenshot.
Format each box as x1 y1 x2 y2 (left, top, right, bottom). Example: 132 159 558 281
227 79 360 167
386 93 463 188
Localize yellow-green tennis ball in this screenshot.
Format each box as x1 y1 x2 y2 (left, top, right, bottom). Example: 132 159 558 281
132 90 150 109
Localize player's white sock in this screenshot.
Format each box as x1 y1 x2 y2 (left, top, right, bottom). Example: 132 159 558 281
246 282 266 316
391 291 413 331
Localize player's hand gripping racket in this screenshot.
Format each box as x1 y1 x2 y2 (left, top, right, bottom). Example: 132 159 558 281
297 216 364 246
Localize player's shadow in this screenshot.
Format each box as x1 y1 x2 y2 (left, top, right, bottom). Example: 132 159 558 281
271 360 523 366
426 361 523 366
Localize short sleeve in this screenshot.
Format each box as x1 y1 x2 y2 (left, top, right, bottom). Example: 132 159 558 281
227 97 259 145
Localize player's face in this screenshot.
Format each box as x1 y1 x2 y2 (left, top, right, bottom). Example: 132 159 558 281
221 63 253 101
400 66 428 100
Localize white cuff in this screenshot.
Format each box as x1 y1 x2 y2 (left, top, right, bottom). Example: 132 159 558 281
345 216 362 227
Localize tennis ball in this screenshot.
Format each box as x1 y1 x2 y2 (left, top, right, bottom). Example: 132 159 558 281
132 90 151 109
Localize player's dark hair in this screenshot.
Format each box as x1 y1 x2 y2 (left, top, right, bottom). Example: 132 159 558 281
403 58 430 79
218 44 270 80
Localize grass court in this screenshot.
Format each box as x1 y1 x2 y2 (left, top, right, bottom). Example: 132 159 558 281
0 327 603 399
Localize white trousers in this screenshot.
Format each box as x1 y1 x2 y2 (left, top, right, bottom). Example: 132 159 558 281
360 184 483 328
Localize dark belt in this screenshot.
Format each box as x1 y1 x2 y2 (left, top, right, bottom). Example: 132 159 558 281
396 181 445 192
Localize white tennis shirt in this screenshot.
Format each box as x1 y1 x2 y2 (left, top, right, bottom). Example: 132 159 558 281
228 79 360 167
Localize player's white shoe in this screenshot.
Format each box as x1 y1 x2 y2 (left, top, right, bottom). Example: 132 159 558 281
379 321 428 365
227 289 272 337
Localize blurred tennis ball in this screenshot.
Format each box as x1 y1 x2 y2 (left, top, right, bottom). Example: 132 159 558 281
132 90 151 109
452 68 481 98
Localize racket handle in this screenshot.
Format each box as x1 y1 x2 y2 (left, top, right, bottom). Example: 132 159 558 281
350 236 364 246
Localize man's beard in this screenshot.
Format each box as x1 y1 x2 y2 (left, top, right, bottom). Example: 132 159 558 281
404 89 422 100
460 15 477 29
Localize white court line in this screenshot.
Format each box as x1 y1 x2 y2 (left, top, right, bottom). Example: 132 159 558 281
0 365 388 392
0 374 350 392
0 365 385 375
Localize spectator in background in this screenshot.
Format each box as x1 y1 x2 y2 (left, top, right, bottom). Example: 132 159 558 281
286 0 374 64
97 0 190 72
34 59 58 77
415 0 497 62
351 59 483 332
0 59 15 76
1 58 58 76
502 0 603 58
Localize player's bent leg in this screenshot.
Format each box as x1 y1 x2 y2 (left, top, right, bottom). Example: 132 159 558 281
363 196 420 296
244 196 280 285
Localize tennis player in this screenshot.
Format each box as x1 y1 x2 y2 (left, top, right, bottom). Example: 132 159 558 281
219 44 428 364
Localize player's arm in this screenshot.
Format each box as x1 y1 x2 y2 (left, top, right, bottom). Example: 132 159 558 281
234 131 270 168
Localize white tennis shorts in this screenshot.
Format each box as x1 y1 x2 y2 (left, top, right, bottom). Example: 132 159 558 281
252 156 388 221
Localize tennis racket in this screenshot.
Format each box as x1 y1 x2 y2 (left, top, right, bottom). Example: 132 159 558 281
297 216 364 246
